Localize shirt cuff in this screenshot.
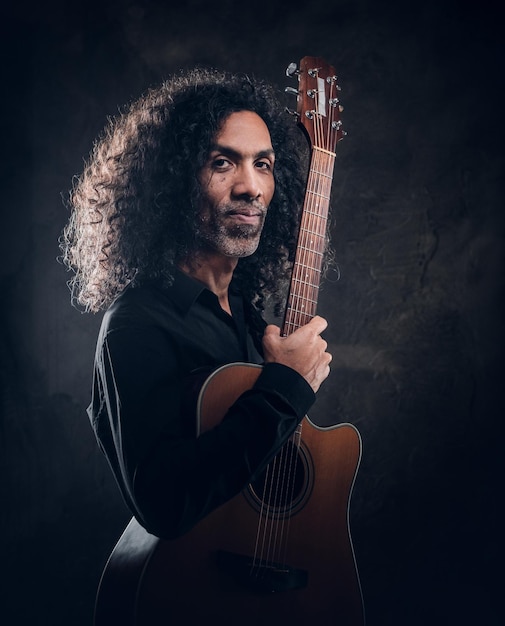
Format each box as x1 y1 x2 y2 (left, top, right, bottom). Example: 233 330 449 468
253 362 316 419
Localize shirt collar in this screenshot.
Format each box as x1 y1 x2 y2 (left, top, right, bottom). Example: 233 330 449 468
167 268 208 315
164 268 246 319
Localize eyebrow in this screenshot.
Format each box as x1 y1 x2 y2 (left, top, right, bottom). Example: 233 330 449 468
209 144 275 161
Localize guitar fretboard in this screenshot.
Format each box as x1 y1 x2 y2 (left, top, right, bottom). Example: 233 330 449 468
282 146 335 336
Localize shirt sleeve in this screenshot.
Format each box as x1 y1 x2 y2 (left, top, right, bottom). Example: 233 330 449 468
90 323 315 540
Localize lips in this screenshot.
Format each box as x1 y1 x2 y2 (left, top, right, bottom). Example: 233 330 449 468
229 209 261 219
225 204 265 223
229 208 261 217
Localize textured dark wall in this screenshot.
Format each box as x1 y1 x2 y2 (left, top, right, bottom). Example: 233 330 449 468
2 1 503 624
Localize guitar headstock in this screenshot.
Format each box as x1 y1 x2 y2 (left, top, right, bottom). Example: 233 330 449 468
286 56 345 153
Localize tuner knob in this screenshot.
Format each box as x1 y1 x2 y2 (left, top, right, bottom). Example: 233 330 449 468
285 86 299 96
286 62 299 77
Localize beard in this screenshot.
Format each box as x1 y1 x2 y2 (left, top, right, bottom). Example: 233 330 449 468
196 200 268 258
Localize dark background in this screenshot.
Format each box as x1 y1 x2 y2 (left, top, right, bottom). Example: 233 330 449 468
2 1 503 624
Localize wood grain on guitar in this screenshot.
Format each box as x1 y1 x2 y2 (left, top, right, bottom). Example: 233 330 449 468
94 57 365 626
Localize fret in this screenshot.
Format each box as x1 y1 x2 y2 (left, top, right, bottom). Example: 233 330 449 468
300 210 328 220
293 248 324 258
309 167 333 181
308 162 333 171
288 284 316 296
295 246 324 259
306 172 333 184
288 284 319 297
304 191 331 202
291 277 320 290
288 285 319 298
287 289 319 303
298 221 326 232
286 293 319 308
292 260 321 268
284 309 314 319
282 324 311 337
286 299 318 312
290 287 320 300
285 309 315 317
284 308 317 321
312 146 336 158
294 236 325 249
298 221 327 232
297 236 326 247
300 210 328 219
298 225 327 239
301 225 326 238
306 168 332 180
291 276 320 288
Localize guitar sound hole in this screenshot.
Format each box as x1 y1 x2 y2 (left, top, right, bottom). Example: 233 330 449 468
245 439 313 518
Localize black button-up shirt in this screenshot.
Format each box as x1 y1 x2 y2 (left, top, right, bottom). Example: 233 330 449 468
88 270 315 539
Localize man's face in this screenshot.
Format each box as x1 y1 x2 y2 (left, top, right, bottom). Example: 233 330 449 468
196 110 276 258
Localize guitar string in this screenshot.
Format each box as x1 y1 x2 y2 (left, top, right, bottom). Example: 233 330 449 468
266 158 320 568
270 424 299 565
251 454 278 575
276 82 337 565
252 86 321 573
266 442 290 564
274 79 328 568
278 424 302 565
249 99 322 574
280 73 339 568
250 460 270 573
279 78 326 524
258 450 280 572
276 98 325 563
250 70 339 578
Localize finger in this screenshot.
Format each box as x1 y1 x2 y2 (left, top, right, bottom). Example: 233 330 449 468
308 315 328 335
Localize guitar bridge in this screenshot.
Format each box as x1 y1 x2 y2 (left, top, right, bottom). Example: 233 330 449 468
216 550 308 593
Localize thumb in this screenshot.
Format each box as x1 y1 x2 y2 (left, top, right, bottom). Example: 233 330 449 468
263 324 281 339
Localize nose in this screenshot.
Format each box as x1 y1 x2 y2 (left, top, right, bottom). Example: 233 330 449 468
231 164 262 201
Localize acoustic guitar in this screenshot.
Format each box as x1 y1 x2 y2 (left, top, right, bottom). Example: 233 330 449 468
94 56 365 626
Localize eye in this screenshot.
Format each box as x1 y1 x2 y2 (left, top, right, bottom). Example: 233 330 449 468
256 160 273 171
212 157 232 170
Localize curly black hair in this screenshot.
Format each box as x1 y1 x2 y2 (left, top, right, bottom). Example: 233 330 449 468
61 67 310 313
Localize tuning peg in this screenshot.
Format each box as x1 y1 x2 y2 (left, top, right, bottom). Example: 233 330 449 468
285 107 299 117
286 62 300 77
285 86 299 96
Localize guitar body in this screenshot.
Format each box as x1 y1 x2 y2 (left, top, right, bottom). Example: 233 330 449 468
95 364 364 626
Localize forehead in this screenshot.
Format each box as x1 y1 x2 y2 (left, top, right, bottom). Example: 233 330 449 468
214 110 273 152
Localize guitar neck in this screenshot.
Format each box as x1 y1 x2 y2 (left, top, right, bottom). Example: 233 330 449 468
282 146 335 336
280 56 344 337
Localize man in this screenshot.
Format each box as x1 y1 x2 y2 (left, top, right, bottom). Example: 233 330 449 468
61 67 332 541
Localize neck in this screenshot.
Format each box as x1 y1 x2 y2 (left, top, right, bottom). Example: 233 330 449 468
179 252 238 315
